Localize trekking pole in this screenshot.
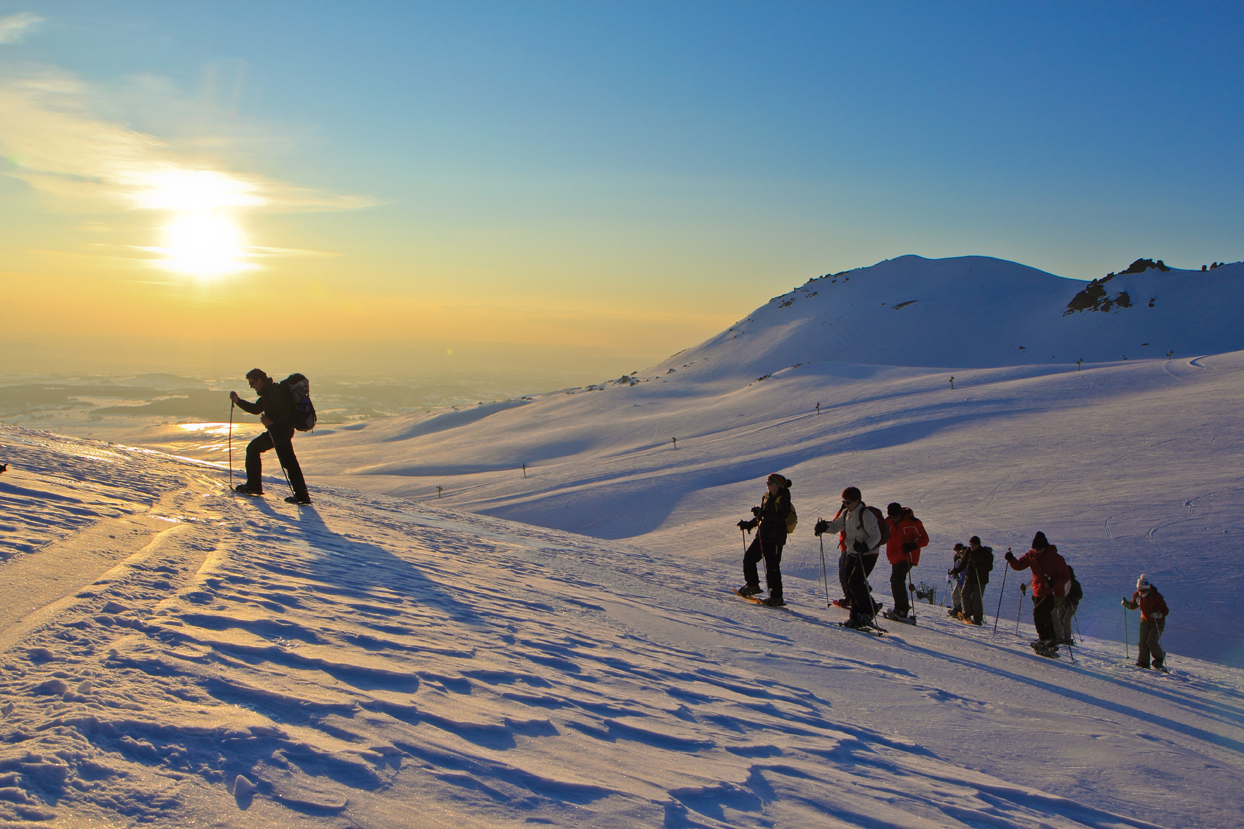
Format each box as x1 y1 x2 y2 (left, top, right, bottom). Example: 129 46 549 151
908 576 917 622
992 548 1010 634
1123 606 1130 662
819 535 831 609
1015 582 1027 635
228 401 234 491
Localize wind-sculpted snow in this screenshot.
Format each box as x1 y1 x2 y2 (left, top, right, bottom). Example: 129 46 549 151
2 426 1243 826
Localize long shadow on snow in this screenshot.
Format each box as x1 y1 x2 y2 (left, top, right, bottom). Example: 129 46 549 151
288 504 487 628
899 635 1244 756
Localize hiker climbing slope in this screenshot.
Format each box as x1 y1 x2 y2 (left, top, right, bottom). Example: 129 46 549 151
230 368 312 505
736 473 794 607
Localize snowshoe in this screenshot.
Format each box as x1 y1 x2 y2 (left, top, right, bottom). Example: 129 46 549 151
831 598 851 609
1031 641 1060 659
881 609 916 625
961 616 982 626
285 495 312 505
947 607 962 617
737 584 762 597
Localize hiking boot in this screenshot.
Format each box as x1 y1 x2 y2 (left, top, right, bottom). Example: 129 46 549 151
737 584 762 597
948 607 962 617
831 597 851 609
285 494 312 505
762 595 786 607
234 484 262 495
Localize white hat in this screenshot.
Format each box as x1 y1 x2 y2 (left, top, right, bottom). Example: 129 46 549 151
1137 575 1151 590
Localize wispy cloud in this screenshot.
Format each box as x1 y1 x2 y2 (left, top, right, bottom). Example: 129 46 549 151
0 68 378 214
0 12 44 44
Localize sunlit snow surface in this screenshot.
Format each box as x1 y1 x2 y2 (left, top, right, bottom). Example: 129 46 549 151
1 425 1242 827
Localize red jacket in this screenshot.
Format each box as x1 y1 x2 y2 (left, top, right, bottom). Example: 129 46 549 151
885 510 929 566
1007 545 1070 599
1125 587 1169 623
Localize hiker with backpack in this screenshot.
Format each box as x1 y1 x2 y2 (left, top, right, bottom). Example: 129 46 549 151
880 502 929 624
1054 565 1083 645
957 536 994 626
813 487 884 629
1122 575 1168 671
230 368 313 505
1004 532 1070 658
736 473 794 607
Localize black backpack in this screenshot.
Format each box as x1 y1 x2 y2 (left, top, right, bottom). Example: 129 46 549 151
280 373 317 431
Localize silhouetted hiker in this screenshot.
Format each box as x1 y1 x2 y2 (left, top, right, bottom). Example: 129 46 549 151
881 502 928 624
230 368 311 505
814 487 883 629
1123 575 1168 672
736 473 793 607
1004 532 1070 658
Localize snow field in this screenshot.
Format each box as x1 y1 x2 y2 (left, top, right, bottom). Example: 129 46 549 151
1 426 1242 827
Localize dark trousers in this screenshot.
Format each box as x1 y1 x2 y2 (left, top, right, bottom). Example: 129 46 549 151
246 428 308 499
962 574 987 624
743 535 784 599
890 561 912 615
1137 619 1166 668
838 551 879 596
1032 594 1058 642
843 552 877 623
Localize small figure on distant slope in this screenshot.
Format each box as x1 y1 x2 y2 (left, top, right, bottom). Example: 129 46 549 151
814 487 883 628
1123 575 1168 671
230 368 312 505
736 473 794 607
881 502 928 624
1004 532 1070 658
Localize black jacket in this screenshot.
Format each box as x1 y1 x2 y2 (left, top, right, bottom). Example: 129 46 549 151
744 487 792 544
236 379 297 431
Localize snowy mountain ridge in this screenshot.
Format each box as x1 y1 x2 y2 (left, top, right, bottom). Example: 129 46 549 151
648 255 1244 380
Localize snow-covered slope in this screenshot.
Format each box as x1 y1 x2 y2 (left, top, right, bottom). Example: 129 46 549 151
298 256 1244 667
2 426 1242 827
661 255 1244 376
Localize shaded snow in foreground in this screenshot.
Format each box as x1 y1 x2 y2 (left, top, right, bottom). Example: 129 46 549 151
1 426 1242 827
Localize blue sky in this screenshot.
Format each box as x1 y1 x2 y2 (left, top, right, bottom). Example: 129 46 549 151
2 1 1241 375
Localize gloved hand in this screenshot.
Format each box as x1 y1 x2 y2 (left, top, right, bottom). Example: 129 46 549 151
814 519 830 536
1004 551 1016 563
947 568 954 575
901 542 916 554
1152 612 1163 620
751 506 764 517
738 519 754 531
852 539 869 554
1121 597 1129 605
1043 574 1053 586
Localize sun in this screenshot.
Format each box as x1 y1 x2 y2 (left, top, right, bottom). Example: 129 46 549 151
157 211 254 278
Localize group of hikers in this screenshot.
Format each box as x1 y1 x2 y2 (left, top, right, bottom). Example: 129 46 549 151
736 474 1170 668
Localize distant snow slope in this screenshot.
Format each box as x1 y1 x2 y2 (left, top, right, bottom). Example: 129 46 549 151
2 425 1243 828
300 256 1244 668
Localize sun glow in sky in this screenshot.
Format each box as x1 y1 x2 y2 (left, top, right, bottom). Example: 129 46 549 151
1 2 1242 378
